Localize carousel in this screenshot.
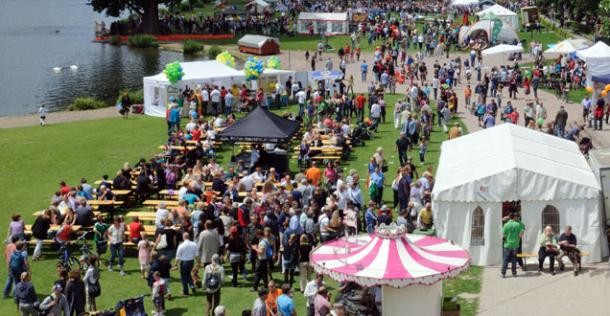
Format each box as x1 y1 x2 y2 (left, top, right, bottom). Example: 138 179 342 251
310 223 470 316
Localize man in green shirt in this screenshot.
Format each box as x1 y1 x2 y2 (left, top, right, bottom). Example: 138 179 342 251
93 215 110 256
502 212 524 277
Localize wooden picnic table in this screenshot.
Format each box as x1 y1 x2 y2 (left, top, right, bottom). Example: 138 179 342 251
142 200 180 207
125 211 157 222
93 189 131 197
24 225 81 234
32 210 100 217
87 200 124 207
158 145 196 151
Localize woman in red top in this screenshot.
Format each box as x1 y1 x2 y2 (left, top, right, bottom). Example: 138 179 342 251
593 102 605 130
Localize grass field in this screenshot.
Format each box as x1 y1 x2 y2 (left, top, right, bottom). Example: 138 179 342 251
0 96 478 315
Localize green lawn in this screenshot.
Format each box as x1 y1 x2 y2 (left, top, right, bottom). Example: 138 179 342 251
0 97 478 315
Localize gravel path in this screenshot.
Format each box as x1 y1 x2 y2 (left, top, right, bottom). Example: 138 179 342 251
0 107 121 129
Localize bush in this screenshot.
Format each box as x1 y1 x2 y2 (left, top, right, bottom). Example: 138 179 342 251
127 34 158 48
109 35 121 46
68 97 107 111
116 89 144 105
208 45 223 59
183 39 204 55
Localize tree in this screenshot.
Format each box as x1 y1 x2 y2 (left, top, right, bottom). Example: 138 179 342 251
599 0 610 38
89 0 180 34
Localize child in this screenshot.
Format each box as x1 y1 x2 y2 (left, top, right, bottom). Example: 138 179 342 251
418 137 427 165
137 233 152 279
38 104 47 126
151 271 166 316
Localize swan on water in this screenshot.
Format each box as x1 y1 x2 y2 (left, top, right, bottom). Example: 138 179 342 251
69 65 78 70
53 67 61 72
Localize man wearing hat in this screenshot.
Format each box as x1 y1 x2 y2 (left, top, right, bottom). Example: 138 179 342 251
39 284 70 315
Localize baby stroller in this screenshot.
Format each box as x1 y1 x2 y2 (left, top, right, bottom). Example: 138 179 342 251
579 137 592 159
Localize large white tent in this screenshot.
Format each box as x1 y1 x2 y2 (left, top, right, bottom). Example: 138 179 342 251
297 12 349 35
433 124 607 266
449 0 479 7
459 20 519 45
576 41 610 88
143 61 245 117
544 38 592 59
477 4 518 30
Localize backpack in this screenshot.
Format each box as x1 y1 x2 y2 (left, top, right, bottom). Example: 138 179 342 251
9 251 24 273
205 269 220 292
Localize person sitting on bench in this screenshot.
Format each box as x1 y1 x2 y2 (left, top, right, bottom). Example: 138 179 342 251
557 225 581 275
538 226 559 275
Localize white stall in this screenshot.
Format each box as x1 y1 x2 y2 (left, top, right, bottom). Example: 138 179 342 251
297 12 349 35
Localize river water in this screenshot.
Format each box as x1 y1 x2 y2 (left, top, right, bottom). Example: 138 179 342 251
0 0 187 117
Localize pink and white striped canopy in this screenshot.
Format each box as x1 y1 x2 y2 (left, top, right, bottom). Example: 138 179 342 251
310 232 470 288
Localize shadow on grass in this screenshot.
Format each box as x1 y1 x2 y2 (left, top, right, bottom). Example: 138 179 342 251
165 307 188 315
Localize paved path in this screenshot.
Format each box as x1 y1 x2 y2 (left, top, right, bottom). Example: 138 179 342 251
0 107 118 129
478 262 610 315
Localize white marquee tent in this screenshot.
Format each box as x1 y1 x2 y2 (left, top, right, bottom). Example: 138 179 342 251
481 43 523 56
476 4 518 30
433 124 607 266
143 61 245 117
576 41 610 88
449 0 479 7
297 12 349 35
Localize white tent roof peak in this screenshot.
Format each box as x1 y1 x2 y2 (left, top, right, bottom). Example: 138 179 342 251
576 41 610 61
433 124 600 202
477 4 516 17
144 60 244 83
482 44 523 56
238 34 279 48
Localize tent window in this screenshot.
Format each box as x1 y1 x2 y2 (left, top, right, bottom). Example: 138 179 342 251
541 205 560 234
471 206 485 246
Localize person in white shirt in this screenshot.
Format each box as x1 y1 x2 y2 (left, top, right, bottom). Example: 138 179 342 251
295 89 307 117
38 104 47 126
201 88 210 115
155 203 170 228
107 217 126 275
185 119 197 132
210 88 221 116
174 232 198 296
303 274 325 312
370 102 381 132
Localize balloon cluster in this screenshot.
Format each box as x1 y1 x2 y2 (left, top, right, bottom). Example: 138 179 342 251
244 56 264 80
164 61 184 85
266 56 281 70
216 51 236 68
600 84 610 97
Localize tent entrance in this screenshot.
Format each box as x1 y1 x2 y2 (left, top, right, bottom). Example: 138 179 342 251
502 201 521 219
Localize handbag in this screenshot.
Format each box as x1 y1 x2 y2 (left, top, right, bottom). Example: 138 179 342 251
156 234 168 250
229 252 242 263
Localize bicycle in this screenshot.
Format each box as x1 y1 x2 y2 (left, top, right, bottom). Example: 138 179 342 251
57 231 100 272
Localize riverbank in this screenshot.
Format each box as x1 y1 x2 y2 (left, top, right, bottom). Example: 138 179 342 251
0 107 120 129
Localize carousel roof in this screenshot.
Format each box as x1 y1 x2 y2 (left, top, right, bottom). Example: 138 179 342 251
310 224 470 288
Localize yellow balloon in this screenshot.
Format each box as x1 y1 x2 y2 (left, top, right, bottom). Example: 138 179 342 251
586 86 594 93
605 84 610 91
601 90 608 97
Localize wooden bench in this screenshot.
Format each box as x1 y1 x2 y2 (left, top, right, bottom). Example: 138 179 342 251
87 200 124 207
517 250 590 271
24 225 82 236
125 211 157 222
142 200 180 207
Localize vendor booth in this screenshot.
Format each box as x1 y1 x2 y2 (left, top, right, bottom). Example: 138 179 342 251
308 70 344 96
476 4 519 31
297 12 349 35
433 124 607 266
238 35 280 55
218 106 300 173
310 224 470 316
143 61 245 117
576 41 610 89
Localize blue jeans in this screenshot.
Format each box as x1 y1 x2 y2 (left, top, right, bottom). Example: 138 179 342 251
501 248 518 276
109 242 124 268
3 271 19 297
179 260 195 295
298 103 305 117
361 71 367 82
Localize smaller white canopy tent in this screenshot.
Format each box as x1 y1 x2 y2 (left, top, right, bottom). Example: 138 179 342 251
481 43 523 56
143 61 245 117
477 4 518 30
433 124 607 266
297 12 349 35
544 38 592 59
245 0 270 12
576 41 610 88
460 20 519 45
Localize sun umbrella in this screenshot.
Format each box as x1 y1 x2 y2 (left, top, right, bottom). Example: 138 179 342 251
310 223 470 316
